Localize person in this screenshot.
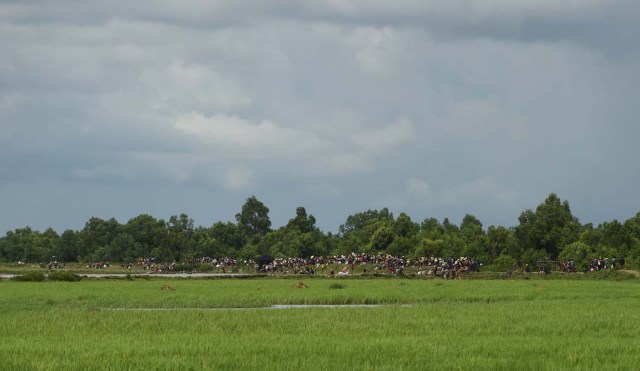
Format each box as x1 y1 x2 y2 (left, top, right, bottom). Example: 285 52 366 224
569 259 575 273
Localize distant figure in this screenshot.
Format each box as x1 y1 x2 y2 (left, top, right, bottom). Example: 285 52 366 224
569 259 575 273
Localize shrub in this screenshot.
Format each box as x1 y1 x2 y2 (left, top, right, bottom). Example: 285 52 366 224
329 283 345 289
196 263 215 272
48 271 82 282
171 264 195 272
13 271 46 282
492 254 515 272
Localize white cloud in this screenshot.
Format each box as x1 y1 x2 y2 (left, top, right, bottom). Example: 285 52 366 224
175 112 327 159
172 112 415 177
140 61 252 114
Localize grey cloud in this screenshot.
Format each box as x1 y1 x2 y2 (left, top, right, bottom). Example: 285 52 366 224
1 1 639 233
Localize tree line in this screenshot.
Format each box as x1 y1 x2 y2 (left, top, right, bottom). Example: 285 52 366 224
1 194 639 270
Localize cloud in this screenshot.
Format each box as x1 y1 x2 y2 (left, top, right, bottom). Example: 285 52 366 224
175 111 327 159
171 111 415 178
1 0 639 234
354 116 414 154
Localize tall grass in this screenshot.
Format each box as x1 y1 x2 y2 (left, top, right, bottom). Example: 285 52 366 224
1 279 639 370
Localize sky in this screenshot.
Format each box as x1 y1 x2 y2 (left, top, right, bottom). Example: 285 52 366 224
1 0 639 233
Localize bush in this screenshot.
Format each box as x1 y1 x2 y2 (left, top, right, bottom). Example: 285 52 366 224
48 271 82 281
171 264 195 272
492 254 515 271
196 263 215 272
13 271 46 282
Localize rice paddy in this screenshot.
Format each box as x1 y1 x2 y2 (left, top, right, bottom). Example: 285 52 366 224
1 276 639 370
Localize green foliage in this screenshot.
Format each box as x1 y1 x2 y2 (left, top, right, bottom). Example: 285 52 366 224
195 263 215 272
2 280 640 370
337 208 394 253
171 264 196 272
236 196 271 244
0 193 639 266
48 271 82 282
521 248 547 267
515 193 580 259
370 226 394 251
558 242 617 271
12 271 46 282
491 254 515 271
416 238 444 258
394 213 419 238
286 207 318 234
487 226 519 262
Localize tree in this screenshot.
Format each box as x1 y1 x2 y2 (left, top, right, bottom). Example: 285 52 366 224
167 213 194 260
558 241 614 271
460 214 483 231
459 214 488 261
79 217 122 261
286 207 317 234
209 222 244 252
515 193 580 259
57 230 80 262
236 196 271 244
420 218 444 239
623 212 640 259
416 238 445 258
338 208 394 252
109 233 139 262
38 228 60 261
442 217 458 233
339 208 394 235
191 227 224 258
3 227 35 262
394 213 419 238
370 226 394 251
598 220 633 256
487 226 520 261
125 214 168 258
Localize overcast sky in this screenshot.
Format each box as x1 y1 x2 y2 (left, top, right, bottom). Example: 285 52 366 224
1 0 639 233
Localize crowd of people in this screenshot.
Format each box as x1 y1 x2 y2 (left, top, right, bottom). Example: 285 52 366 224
585 257 624 272
49 253 628 278
75 252 480 279
256 254 482 279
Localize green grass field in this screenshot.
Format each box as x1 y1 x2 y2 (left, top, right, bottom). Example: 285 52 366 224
1 277 639 370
